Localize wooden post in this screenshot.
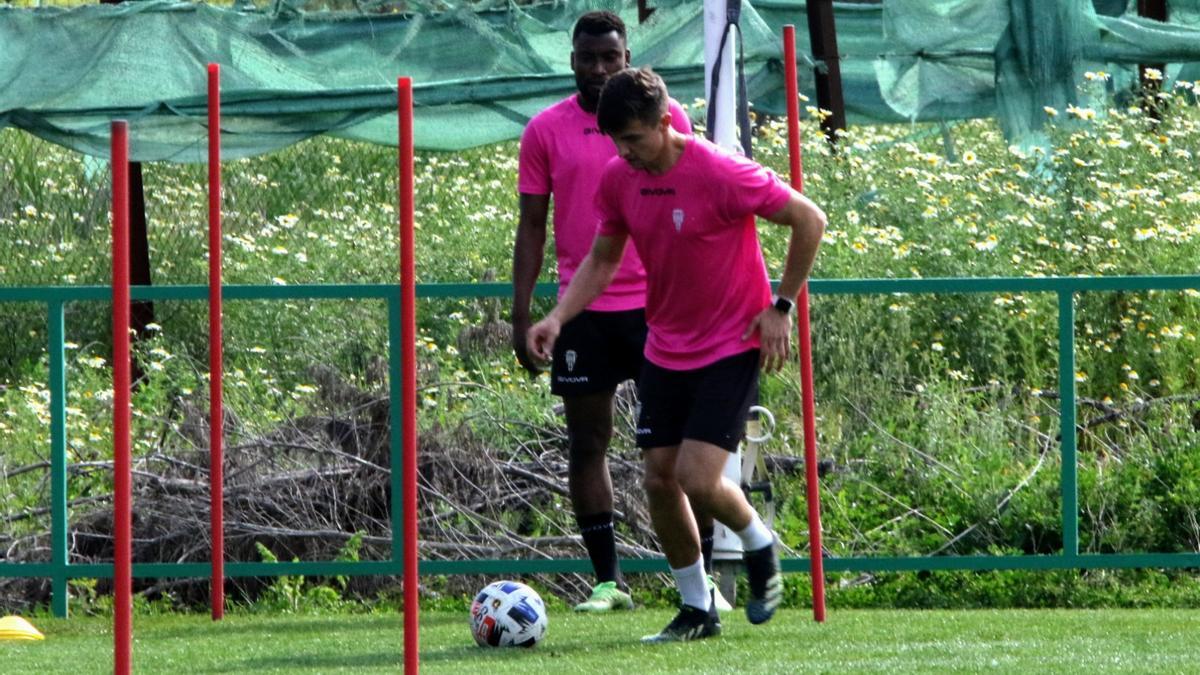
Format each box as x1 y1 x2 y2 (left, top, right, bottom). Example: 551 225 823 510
100 0 154 382
1137 0 1168 123
805 0 847 145
638 0 655 23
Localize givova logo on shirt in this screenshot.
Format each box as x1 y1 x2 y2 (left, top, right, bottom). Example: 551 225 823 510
672 208 685 232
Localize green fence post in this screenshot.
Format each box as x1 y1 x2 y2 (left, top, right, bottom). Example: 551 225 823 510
1058 291 1079 559
48 301 69 617
388 293 404 572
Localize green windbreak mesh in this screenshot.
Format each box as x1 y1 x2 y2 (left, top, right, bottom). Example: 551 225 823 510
1 0 1199 161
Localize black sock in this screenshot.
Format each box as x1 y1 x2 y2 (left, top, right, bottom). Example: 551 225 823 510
700 526 715 574
578 512 622 588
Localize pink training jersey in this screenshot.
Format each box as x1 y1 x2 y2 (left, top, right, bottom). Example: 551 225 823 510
596 137 793 370
519 95 692 311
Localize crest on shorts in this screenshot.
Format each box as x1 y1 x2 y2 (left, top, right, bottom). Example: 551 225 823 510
672 208 685 232
565 349 577 372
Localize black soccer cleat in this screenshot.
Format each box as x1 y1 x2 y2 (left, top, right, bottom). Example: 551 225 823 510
744 541 782 625
640 604 722 644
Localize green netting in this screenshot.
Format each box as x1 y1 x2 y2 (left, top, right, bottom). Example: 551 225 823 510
1 0 1199 161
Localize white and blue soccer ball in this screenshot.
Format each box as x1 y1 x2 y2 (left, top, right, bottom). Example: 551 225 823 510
469 580 548 648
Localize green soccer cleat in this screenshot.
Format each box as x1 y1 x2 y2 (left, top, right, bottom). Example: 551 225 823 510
707 575 733 613
574 581 635 613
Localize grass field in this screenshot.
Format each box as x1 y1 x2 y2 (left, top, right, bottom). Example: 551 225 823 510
3 609 1197 673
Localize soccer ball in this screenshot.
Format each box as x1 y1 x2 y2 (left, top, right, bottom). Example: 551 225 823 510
469 580 548 648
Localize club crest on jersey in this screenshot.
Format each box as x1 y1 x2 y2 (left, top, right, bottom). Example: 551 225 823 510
672 208 685 232
565 349 578 372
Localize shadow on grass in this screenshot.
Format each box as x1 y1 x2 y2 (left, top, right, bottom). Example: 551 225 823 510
192 625 631 672
419 631 635 664
200 652 406 673
145 613 470 640
146 610 468 638
149 617 378 640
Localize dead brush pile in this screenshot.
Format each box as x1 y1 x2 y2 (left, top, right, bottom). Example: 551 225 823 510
0 367 669 610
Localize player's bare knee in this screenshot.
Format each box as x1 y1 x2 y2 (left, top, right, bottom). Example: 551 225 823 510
676 471 720 507
641 467 677 501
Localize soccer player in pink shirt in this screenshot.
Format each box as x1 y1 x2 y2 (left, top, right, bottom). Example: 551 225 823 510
527 67 826 643
510 12 707 615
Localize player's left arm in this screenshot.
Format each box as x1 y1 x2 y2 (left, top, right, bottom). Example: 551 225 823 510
742 191 827 372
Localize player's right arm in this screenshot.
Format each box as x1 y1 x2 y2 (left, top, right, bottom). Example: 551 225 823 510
512 192 550 374
527 232 628 365
741 190 827 373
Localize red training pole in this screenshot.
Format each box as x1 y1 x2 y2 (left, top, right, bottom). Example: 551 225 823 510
111 120 133 674
783 24 827 623
397 76 420 675
207 62 226 622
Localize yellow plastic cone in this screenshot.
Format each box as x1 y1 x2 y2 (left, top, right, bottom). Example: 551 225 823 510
0 615 45 640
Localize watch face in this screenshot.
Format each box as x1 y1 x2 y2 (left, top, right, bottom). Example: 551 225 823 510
774 296 793 313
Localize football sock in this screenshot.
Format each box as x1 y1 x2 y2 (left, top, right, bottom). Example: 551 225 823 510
578 511 622 587
699 526 715 574
670 556 711 612
736 512 774 551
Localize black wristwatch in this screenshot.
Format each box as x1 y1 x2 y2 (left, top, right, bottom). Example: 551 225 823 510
770 294 795 315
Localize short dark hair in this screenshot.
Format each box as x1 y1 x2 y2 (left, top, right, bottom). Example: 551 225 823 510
597 67 668 134
573 11 626 42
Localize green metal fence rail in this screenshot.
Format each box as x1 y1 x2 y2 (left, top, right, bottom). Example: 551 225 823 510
4 275 1200 617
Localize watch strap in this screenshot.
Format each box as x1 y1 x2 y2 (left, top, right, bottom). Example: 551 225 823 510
771 294 795 315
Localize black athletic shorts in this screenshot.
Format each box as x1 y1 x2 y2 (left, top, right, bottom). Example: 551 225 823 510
551 309 647 396
634 349 760 452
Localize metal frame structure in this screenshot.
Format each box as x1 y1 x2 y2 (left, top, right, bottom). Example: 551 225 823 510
6 273 1200 612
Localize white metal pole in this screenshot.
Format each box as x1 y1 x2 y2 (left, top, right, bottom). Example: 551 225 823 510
704 0 746 568
704 0 739 151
